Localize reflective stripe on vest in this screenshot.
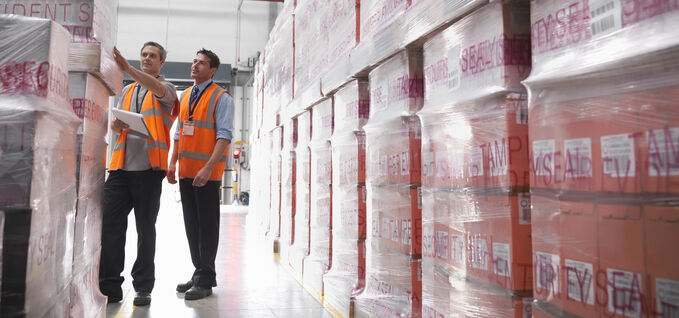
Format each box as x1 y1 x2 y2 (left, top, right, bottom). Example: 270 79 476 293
177 82 229 181
108 82 177 171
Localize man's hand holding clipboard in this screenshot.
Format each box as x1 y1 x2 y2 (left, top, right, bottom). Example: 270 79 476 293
111 108 153 137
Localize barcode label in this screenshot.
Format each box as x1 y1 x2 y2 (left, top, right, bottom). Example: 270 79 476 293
471 236 488 270
518 193 531 225
448 45 461 90
493 243 511 277
565 259 595 305
607 268 643 318
451 234 465 265
590 0 622 38
647 127 679 177
656 278 679 318
601 133 636 177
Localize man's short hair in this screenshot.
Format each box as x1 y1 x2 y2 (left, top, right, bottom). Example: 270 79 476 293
141 41 167 61
197 48 220 70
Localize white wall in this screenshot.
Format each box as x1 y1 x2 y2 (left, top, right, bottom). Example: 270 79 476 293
116 0 277 68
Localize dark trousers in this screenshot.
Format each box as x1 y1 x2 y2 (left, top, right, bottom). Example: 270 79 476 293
179 178 221 288
99 170 165 298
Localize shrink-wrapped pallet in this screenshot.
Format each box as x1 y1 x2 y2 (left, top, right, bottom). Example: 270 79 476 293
291 110 312 282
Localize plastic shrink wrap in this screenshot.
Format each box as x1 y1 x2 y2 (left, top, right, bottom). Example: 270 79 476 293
525 1 679 317
291 110 312 282
280 118 297 267
0 0 123 95
418 2 533 317
0 16 80 317
319 0 358 95
324 79 370 318
304 98 333 302
253 134 272 240
294 0 329 109
68 72 107 317
263 1 294 123
353 49 424 318
404 0 486 45
269 126 283 246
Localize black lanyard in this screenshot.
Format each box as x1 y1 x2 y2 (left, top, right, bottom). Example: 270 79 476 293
188 81 211 120
133 84 149 113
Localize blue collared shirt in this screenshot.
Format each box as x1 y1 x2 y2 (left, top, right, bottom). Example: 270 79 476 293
174 80 234 141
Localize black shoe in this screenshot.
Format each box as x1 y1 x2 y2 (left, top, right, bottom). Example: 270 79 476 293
184 286 212 300
107 295 122 304
133 292 151 306
176 280 194 293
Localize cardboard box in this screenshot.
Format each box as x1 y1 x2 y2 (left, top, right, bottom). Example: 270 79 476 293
644 204 679 318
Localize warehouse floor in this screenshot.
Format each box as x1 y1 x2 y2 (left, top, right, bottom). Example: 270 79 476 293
104 183 332 318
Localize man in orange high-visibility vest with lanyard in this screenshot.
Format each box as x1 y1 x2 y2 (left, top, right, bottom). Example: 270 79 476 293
167 48 234 300
101 42 178 306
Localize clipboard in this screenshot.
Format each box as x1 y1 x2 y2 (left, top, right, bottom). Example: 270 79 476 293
112 108 152 137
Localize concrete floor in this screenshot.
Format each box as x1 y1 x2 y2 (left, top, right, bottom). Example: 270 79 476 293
105 183 332 318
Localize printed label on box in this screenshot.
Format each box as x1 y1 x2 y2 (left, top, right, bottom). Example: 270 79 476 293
451 150 465 179
564 259 595 305
533 139 556 176
469 146 484 177
401 151 409 176
490 139 509 177
417 187 422 210
391 219 399 243
435 151 449 180
402 219 411 245
451 234 465 265
447 45 461 91
647 127 679 177
606 268 643 318
535 251 561 295
471 236 488 270
372 218 380 238
493 242 511 277
518 193 531 224
381 217 390 239
655 278 679 318
589 0 622 38
423 227 435 257
380 155 388 176
601 133 636 177
564 138 593 178
436 231 449 260
423 151 434 177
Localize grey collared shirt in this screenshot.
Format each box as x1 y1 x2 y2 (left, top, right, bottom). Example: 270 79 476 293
116 75 177 171
173 80 234 141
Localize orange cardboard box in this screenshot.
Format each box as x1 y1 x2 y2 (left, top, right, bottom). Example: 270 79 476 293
597 204 649 318
560 200 599 318
644 204 679 318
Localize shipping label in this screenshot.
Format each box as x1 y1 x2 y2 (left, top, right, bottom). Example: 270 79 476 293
601 133 636 177
402 219 411 246
535 251 561 297
447 45 461 91
422 151 434 177
451 234 465 265
423 227 435 258
470 235 488 270
564 137 593 179
564 259 595 305
493 242 511 277
655 278 679 318
435 230 449 260
606 268 643 318
518 193 531 225
647 127 679 177
451 150 465 179
589 0 623 38
469 146 484 177
533 139 556 176
435 151 449 180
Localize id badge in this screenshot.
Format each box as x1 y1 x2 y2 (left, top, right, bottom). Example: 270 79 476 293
183 120 195 136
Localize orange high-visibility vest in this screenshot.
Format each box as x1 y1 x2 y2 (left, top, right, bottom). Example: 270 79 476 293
177 82 230 181
109 82 177 171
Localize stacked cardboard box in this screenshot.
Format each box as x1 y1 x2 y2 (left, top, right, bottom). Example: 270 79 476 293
291 110 312 282
353 48 424 318
0 0 122 95
418 2 533 317
0 16 81 317
269 126 284 251
323 80 370 318
304 98 333 302
279 118 297 268
294 0 329 112
525 1 679 316
320 0 359 95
